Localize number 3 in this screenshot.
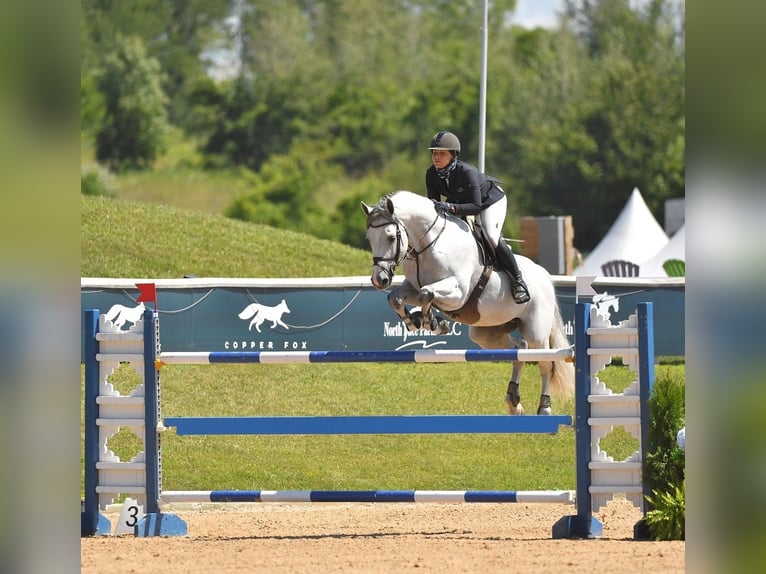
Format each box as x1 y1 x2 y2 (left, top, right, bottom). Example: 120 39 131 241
125 505 139 527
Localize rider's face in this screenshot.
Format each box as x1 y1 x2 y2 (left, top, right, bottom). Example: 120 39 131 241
431 150 453 169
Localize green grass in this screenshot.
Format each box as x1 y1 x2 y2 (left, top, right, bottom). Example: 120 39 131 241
82 129 260 217
81 195 685 497
87 361 682 493
112 167 253 214
82 195 370 278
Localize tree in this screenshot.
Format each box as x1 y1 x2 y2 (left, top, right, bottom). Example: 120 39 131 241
95 35 170 170
498 0 684 250
80 0 684 253
225 140 343 239
81 0 234 128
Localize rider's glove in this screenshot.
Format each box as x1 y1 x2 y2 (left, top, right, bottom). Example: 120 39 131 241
433 201 453 214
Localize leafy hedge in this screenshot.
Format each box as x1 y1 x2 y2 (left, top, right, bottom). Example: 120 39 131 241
642 372 686 540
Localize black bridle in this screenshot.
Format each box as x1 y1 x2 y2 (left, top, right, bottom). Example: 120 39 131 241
366 209 447 285
366 213 407 284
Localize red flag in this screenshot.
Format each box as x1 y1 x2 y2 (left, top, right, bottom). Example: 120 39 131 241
136 283 157 309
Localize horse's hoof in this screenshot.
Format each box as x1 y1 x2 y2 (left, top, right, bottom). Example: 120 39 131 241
537 395 552 415
507 403 525 415
505 395 525 415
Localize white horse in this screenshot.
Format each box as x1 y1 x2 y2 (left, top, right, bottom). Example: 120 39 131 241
361 191 574 415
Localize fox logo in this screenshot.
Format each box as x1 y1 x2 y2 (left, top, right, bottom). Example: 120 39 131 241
104 303 146 329
593 292 619 321
238 299 291 332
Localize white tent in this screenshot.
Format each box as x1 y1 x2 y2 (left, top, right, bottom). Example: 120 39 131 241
575 187 669 276
638 225 685 277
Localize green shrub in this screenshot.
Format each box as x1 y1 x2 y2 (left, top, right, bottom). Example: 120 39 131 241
645 483 685 540
642 372 685 540
81 164 118 197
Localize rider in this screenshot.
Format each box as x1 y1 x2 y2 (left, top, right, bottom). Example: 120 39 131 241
425 130 530 304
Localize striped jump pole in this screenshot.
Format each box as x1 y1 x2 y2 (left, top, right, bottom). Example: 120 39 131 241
161 489 575 504
156 347 574 365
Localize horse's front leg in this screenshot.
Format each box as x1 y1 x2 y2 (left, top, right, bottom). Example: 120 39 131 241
417 277 462 334
387 281 422 331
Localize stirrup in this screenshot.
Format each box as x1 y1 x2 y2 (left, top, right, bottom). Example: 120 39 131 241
513 279 530 304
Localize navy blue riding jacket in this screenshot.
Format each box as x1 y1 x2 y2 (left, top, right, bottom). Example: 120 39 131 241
425 160 505 218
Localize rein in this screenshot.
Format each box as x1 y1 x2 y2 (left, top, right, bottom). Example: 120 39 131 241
366 209 447 286
407 213 447 289
406 212 447 259
366 213 406 284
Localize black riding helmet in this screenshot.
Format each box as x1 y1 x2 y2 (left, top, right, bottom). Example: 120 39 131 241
428 131 461 156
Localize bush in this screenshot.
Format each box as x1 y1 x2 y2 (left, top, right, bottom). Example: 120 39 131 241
81 164 118 198
642 372 685 540
645 483 685 540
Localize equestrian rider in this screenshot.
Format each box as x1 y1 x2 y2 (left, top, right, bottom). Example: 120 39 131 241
425 130 531 304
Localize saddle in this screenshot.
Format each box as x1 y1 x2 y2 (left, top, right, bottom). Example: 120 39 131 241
437 223 496 324
471 223 496 268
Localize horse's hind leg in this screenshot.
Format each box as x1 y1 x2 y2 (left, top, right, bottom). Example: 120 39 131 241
536 362 553 415
504 364 525 416
503 335 529 415
469 326 528 415
506 358 554 415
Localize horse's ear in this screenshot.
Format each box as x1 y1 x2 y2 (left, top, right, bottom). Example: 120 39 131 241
386 197 394 214
360 201 373 216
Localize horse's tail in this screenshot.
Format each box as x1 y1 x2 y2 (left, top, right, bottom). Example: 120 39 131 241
548 302 575 399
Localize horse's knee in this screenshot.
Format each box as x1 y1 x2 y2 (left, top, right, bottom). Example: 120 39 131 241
417 288 434 307
387 291 402 309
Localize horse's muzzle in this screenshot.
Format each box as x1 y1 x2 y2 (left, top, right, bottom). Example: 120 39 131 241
370 265 392 290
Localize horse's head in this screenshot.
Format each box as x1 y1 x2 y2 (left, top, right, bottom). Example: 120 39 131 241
361 195 409 290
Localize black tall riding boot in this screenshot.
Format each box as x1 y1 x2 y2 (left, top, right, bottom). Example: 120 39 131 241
495 240 531 304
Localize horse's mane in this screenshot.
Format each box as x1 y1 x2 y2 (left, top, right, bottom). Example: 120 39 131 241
387 190 431 212
374 190 471 233
368 191 419 219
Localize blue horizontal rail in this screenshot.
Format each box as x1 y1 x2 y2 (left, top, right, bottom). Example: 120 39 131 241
164 414 573 436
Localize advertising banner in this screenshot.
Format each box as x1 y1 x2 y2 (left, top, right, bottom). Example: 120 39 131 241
81 276 684 358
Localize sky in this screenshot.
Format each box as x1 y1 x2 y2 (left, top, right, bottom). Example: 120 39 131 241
512 0 563 29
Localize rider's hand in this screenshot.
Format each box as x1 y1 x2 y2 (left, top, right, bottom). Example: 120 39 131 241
433 201 453 214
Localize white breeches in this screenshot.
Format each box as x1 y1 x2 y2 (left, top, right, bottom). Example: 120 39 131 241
478 194 507 248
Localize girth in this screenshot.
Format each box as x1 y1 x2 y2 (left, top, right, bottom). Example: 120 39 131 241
438 264 494 324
